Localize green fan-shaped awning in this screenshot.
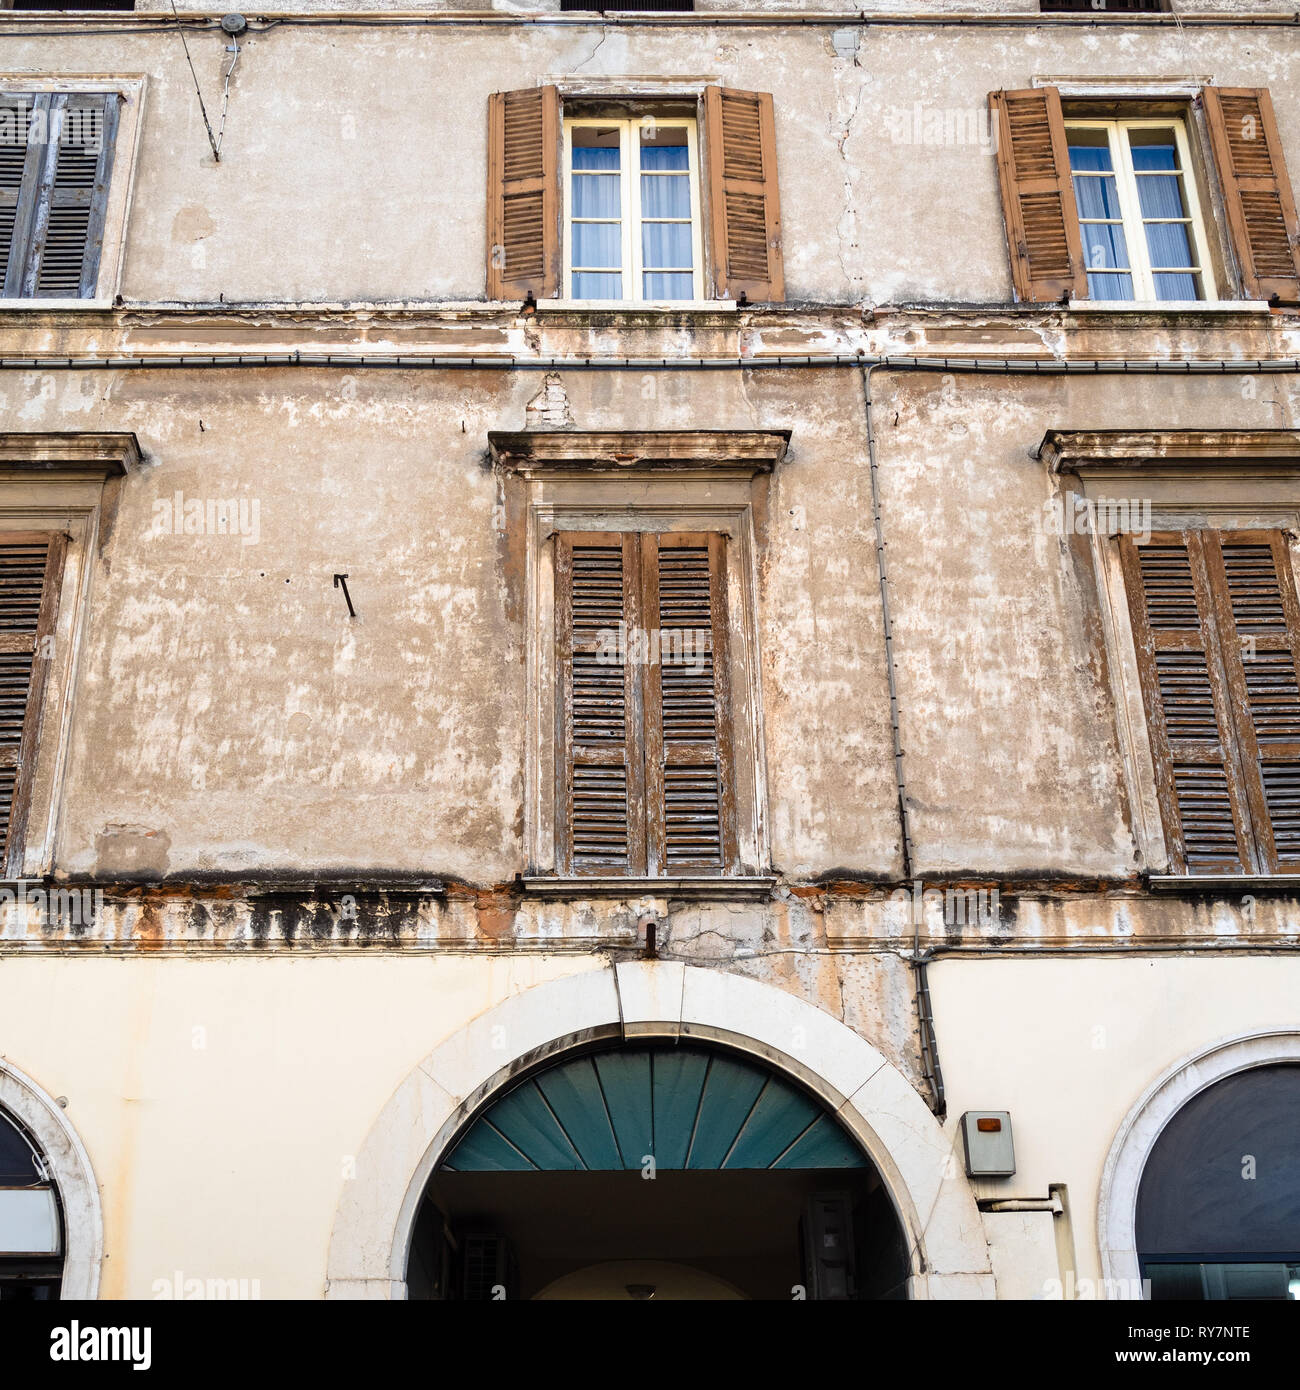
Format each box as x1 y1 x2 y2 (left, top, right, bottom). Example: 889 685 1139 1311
440 1044 868 1171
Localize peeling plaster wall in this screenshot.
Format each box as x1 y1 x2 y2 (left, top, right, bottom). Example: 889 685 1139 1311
1 20 1298 304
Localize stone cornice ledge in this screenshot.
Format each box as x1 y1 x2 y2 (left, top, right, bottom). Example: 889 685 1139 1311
0 431 142 476
489 430 790 473
1040 428 1300 475
522 876 776 900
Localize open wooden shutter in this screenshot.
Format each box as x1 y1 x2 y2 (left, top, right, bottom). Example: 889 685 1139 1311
0 533 65 875
23 93 117 299
0 98 41 298
703 87 784 304
642 534 735 875
556 533 646 876
1123 529 1300 875
989 87 1086 303
1203 531 1300 872
1202 87 1300 303
487 87 560 301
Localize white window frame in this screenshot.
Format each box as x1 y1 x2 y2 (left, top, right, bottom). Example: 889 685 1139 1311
562 114 704 306
1066 116 1218 304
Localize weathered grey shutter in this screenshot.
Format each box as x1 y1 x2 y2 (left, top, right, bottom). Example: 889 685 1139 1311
1122 532 1255 873
0 98 40 297
642 533 735 874
0 532 65 875
26 93 118 298
703 87 784 303
555 533 646 875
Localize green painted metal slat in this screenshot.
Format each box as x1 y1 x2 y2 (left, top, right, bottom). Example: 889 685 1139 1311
722 1078 823 1169
441 1044 868 1172
535 1058 625 1170
592 1050 654 1170
649 1048 711 1170
484 1083 588 1170
771 1114 867 1169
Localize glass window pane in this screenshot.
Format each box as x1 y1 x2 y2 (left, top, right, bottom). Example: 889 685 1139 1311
572 174 621 219
572 271 622 299
1073 175 1124 220
640 144 689 172
1153 271 1200 300
572 144 620 172
1067 137 1114 174
1081 222 1130 271
641 174 690 219
1129 131 1180 172
1136 173 1189 220
572 222 622 270
642 221 692 270
643 272 694 301
1087 271 1134 300
1144 220 1194 270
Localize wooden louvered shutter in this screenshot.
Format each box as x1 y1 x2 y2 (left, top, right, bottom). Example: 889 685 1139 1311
1205 532 1300 872
0 98 40 298
23 93 118 299
1202 87 1300 303
0 533 65 875
556 533 646 876
487 87 560 301
642 533 735 875
989 87 1086 303
1123 532 1254 873
703 87 784 303
555 530 737 877
1123 529 1300 875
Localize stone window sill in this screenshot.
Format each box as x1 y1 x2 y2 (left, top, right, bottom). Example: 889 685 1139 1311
521 876 775 899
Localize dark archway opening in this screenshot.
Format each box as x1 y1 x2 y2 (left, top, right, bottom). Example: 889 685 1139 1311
1138 1063 1300 1301
408 1041 910 1300
0 1108 63 1301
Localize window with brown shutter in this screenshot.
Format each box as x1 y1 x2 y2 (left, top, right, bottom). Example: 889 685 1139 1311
0 532 65 876
487 85 783 304
0 93 117 300
1201 87 1300 304
555 529 736 877
1121 528 1300 875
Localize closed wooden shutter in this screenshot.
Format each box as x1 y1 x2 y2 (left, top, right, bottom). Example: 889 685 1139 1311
555 530 735 877
989 87 1086 303
487 87 560 301
1122 529 1300 874
1202 87 1300 303
642 533 735 874
0 533 65 875
703 87 784 303
0 93 117 300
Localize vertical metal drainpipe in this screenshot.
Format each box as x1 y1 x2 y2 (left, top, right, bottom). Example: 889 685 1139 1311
860 362 946 1118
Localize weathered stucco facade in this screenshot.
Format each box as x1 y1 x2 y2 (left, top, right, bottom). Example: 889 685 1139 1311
0 0 1298 1302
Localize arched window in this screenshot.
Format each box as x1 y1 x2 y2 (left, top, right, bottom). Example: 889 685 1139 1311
0 1108 63 1301
1137 1064 1300 1300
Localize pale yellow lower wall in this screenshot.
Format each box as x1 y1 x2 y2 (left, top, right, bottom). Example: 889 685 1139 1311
0 951 1293 1298
929 956 1300 1295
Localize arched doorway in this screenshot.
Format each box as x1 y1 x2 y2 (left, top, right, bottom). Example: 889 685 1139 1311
0 1107 63 1300
1137 1064 1300 1300
408 1041 910 1300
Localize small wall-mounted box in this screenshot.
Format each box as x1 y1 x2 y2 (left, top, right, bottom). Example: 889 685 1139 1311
960 1111 1016 1178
